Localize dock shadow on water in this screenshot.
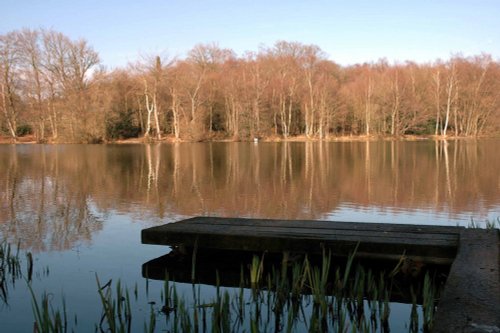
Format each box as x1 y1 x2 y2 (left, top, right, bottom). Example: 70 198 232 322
142 246 449 333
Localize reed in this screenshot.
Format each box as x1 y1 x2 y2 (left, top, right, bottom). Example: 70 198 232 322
28 283 68 333
96 275 133 333
1 239 32 305
468 216 500 229
143 302 156 333
342 242 360 290
249 253 265 287
178 299 191 333
422 272 436 332
191 239 198 282
26 246 444 333
236 265 245 321
409 286 419 333
486 217 500 229
0 241 21 279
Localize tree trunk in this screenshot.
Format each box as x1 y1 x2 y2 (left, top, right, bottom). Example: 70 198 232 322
144 89 153 138
433 70 441 136
171 89 180 140
2 83 18 140
153 94 161 140
1 83 17 140
365 76 373 136
443 73 454 137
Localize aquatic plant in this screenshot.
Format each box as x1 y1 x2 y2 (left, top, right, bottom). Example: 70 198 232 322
27 248 444 333
249 253 265 287
468 216 500 229
29 285 68 333
486 217 500 229
96 276 133 333
422 272 437 332
1 239 33 305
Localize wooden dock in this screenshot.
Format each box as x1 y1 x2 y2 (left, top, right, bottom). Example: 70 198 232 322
142 216 461 263
142 216 500 332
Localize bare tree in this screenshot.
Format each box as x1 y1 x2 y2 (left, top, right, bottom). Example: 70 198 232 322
41 30 99 141
246 53 268 137
17 29 47 141
2 30 500 142
166 64 182 140
0 32 21 141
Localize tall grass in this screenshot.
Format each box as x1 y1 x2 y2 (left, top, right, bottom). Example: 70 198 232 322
468 216 500 229
27 248 443 333
96 275 133 333
1 239 33 305
29 285 68 333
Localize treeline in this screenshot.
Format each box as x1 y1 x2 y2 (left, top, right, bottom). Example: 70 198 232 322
1 28 499 142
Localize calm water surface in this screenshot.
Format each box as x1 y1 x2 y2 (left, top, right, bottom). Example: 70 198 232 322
1 140 499 331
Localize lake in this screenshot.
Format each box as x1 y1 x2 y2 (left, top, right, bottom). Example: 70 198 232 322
0 140 499 332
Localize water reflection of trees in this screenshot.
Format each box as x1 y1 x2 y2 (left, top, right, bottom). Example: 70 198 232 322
1 141 498 251
0 146 103 252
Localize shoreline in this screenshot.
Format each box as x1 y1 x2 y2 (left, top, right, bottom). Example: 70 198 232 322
0 134 497 145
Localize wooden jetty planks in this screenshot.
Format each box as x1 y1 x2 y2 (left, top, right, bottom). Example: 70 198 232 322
142 217 461 263
184 216 462 235
164 218 459 240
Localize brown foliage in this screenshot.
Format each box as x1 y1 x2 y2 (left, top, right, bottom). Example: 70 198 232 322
1 30 499 142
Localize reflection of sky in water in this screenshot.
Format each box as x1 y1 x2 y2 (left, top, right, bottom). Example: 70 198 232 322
324 203 500 227
1 208 428 332
1 212 170 332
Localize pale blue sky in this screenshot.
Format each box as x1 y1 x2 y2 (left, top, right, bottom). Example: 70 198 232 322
1 0 499 68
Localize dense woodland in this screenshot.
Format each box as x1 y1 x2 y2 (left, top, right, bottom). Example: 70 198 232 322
1 28 499 143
